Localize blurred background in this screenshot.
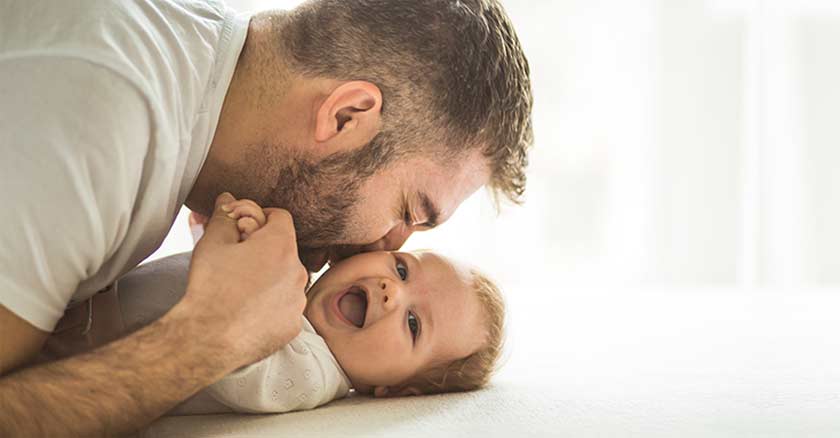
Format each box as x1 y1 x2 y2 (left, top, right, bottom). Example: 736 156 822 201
147 0 840 380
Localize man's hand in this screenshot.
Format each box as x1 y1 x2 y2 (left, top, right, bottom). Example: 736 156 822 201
0 193 309 436
179 193 308 366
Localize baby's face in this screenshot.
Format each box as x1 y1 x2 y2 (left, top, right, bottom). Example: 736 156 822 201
304 251 484 394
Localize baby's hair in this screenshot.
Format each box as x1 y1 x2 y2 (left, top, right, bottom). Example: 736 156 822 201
397 268 506 395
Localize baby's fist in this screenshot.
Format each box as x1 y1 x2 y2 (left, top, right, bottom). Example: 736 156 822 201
223 199 267 241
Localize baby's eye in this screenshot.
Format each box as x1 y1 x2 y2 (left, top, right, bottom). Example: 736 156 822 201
396 259 408 281
407 311 420 342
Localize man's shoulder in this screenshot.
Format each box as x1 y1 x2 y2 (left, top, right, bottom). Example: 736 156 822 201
0 55 153 159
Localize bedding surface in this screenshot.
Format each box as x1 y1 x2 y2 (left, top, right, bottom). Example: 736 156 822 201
142 288 840 438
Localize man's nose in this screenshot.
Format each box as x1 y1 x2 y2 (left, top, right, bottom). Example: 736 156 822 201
362 224 414 253
330 225 415 265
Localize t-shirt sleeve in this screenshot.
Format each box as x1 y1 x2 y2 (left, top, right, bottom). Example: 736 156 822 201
206 328 348 413
0 56 151 331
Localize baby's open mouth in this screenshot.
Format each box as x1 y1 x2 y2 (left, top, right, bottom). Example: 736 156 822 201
338 286 367 328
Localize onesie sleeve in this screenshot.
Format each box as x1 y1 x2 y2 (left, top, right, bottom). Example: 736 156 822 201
206 318 351 413
0 56 151 331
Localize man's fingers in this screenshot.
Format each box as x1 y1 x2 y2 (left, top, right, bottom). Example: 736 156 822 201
263 207 292 218
250 208 299 246
200 192 241 246
261 208 296 232
215 191 236 209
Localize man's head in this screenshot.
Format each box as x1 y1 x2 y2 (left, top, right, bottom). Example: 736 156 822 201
188 0 533 271
303 250 506 396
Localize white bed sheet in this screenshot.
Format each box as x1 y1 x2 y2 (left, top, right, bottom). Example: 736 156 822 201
141 288 840 437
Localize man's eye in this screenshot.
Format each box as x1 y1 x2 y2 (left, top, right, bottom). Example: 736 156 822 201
396 260 408 281
407 311 420 342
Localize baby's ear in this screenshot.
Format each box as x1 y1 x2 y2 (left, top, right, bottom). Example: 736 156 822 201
373 386 423 398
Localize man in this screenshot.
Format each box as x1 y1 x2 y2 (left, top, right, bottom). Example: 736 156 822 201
0 0 532 435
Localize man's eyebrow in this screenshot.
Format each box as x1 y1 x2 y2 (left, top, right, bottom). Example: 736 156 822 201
417 192 440 228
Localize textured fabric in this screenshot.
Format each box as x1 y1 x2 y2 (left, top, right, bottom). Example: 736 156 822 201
205 318 352 414
0 0 249 331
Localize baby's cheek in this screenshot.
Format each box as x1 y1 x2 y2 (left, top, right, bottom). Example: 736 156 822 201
340 334 383 370
364 332 408 370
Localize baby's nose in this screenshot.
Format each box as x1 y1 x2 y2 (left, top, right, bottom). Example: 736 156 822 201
377 277 402 307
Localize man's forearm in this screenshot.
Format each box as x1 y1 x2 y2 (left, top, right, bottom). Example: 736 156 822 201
0 303 235 437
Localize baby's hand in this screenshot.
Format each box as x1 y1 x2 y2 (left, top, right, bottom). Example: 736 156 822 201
222 199 268 241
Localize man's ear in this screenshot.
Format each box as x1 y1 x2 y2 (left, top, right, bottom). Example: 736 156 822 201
373 385 423 398
314 81 382 151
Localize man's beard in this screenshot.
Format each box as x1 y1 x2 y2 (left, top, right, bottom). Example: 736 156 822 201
245 132 399 270
269 152 362 252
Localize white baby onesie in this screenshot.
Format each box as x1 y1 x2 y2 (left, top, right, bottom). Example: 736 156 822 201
46 252 352 415
202 318 351 414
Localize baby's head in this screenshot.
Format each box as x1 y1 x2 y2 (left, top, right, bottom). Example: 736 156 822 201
303 250 504 397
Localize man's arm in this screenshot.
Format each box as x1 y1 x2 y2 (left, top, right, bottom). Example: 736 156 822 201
0 306 47 375
0 195 309 436
0 302 233 436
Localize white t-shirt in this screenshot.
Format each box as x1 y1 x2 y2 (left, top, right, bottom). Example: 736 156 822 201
0 0 249 331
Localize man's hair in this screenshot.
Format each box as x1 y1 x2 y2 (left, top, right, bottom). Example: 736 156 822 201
279 0 534 204
398 269 506 395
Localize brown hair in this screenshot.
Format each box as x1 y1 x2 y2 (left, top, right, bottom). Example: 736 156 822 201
397 269 506 395
276 0 534 204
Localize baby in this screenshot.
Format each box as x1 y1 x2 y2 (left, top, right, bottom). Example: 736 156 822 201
41 201 506 414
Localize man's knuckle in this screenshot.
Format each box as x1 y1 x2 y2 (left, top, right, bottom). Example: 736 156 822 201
277 209 294 224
